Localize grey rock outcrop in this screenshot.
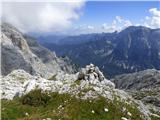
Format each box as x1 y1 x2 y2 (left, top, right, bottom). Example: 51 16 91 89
2 64 157 120
112 69 160 114
1 23 75 78
112 69 160 90
78 64 115 88
1 64 115 100
142 96 160 107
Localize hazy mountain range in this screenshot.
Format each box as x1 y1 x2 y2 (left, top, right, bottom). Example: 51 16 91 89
39 26 160 78
1 23 160 120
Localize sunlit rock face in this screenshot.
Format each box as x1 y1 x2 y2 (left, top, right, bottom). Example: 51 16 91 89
1 64 155 120
1 23 76 79
1 64 115 100
78 64 115 88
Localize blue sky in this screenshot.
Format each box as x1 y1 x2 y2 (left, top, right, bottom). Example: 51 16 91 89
75 1 160 26
68 1 160 35
2 1 160 35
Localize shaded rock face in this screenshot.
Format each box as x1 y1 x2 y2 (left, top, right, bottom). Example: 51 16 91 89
1 34 35 75
111 69 160 90
112 69 160 113
1 23 75 78
42 26 160 78
1 24 36 75
142 96 160 107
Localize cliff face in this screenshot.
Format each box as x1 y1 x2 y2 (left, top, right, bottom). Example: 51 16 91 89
1 23 75 78
112 69 160 90
111 69 160 114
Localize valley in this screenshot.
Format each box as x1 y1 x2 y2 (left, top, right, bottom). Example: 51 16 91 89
1 23 160 120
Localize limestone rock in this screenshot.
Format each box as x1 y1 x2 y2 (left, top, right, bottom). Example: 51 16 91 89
112 69 160 116
1 65 154 120
112 69 160 90
1 23 76 78
78 64 115 88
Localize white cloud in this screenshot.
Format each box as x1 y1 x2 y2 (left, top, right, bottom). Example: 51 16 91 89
102 23 107 30
149 8 160 28
124 20 132 27
116 16 123 23
87 25 94 30
141 8 160 29
2 2 159 35
74 7 160 35
72 7 159 34
102 16 132 33
145 16 150 20
101 8 160 34
71 24 96 35
1 1 85 33
102 22 117 33
115 16 132 28
149 8 160 17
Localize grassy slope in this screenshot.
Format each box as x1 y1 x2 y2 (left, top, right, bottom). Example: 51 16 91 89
2 90 144 120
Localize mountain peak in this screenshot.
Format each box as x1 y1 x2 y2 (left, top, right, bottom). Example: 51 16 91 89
120 26 151 34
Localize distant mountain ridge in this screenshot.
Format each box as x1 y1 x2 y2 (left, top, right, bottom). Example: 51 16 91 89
1 23 160 120
40 26 160 78
38 32 117 45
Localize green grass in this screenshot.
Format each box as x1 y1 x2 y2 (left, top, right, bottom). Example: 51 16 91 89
2 90 144 120
74 79 81 85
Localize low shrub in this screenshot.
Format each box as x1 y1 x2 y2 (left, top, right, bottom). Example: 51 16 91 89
21 89 51 107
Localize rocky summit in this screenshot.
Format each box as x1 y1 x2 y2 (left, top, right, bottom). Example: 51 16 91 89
2 64 158 120
1 64 115 100
78 64 115 88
